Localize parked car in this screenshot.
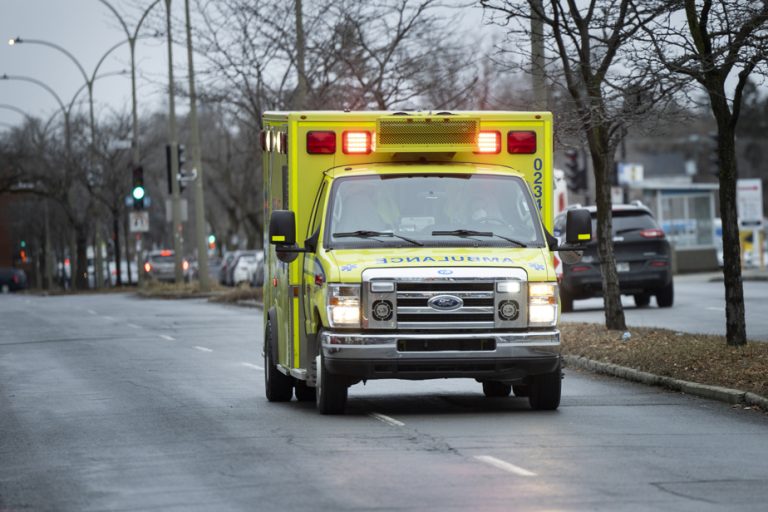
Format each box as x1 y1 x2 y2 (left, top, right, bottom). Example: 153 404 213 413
0 267 28 292
143 250 190 282
219 252 238 286
554 202 673 312
231 250 263 286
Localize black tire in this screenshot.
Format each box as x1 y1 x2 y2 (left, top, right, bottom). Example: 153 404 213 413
656 281 674 308
482 381 512 397
294 381 316 402
512 384 530 397
264 319 293 402
560 290 574 313
528 368 562 410
634 293 651 308
316 355 348 414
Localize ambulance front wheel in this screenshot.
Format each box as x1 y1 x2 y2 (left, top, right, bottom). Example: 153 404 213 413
316 355 348 415
264 318 293 402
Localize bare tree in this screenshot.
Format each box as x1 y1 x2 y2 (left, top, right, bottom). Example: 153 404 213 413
482 0 674 330
636 0 768 345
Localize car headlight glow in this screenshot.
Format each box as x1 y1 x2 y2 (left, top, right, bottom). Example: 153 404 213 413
327 284 361 327
529 282 557 325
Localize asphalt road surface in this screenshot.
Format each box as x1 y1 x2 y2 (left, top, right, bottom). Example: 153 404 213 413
562 272 768 341
2 293 768 512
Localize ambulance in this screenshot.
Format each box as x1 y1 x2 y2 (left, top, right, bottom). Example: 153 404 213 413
262 111 591 414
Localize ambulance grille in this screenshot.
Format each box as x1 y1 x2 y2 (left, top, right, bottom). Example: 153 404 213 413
396 281 495 329
376 117 479 152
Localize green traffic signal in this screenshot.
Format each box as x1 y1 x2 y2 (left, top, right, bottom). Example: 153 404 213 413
132 186 145 201
207 234 216 244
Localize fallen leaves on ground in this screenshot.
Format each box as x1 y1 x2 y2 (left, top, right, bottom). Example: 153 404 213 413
561 322 768 397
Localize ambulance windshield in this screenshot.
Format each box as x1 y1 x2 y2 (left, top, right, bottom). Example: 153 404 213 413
326 174 544 249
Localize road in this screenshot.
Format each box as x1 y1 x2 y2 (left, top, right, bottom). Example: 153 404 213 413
562 272 768 341
2 293 768 511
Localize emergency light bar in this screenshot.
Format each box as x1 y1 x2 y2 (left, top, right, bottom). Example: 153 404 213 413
342 131 372 154
476 131 501 154
375 114 480 153
508 131 537 154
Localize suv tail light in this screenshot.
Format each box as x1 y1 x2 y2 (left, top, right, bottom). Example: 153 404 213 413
640 228 665 239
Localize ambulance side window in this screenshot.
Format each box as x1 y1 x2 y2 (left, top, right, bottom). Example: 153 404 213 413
308 181 328 238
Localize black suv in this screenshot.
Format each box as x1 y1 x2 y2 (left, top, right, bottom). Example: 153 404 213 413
554 203 673 312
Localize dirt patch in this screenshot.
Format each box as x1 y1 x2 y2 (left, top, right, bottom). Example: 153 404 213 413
561 322 768 398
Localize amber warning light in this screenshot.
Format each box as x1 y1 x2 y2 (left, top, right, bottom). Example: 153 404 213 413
342 131 372 154
476 131 501 154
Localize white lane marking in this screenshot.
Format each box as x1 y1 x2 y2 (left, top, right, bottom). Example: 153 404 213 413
195 346 213 352
127 323 141 329
706 307 725 311
87 309 97 315
370 412 405 427
159 334 176 341
242 362 264 371
474 455 537 477
102 316 114 321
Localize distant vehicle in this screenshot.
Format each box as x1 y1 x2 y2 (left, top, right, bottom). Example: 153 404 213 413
0 267 28 292
143 250 190 282
231 250 264 286
219 252 238 286
554 202 673 311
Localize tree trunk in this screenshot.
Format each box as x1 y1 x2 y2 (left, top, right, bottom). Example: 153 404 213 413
712 103 747 345
75 225 89 290
587 127 626 331
113 208 122 286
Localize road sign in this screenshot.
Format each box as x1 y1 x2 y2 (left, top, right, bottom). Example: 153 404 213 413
129 211 150 233
617 163 644 185
737 179 763 228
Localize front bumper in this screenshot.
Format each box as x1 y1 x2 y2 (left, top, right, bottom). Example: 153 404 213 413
321 330 560 381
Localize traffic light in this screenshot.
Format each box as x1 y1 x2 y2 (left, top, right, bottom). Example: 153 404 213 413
207 234 216 250
166 144 187 194
709 132 720 178
564 149 586 192
131 165 145 209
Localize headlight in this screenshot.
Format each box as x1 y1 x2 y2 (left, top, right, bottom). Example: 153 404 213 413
529 282 557 325
327 284 361 328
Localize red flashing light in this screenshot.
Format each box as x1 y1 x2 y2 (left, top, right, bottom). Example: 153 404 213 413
571 265 591 273
342 131 372 154
508 131 537 154
476 131 501 154
640 228 665 239
307 131 336 154
160 250 172 257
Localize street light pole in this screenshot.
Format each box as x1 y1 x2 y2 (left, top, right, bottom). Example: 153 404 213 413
165 0 184 284
9 36 131 288
184 0 210 291
99 0 161 288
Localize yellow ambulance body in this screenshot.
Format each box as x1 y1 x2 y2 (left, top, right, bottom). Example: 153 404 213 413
262 111 590 414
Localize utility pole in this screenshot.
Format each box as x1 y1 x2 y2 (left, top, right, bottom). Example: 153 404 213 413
184 0 210 291
165 0 184 283
294 0 307 109
530 0 546 111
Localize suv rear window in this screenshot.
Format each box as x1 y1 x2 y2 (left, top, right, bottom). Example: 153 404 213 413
591 211 659 236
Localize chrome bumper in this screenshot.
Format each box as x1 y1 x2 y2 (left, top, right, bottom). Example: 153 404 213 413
320 330 560 380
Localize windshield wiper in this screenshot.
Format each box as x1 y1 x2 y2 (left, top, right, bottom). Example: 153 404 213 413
432 229 527 247
333 230 424 246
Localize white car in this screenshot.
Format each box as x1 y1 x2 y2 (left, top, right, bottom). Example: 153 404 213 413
232 251 264 286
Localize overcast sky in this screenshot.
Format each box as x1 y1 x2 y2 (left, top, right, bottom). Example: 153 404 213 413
0 0 183 128
0 0 493 130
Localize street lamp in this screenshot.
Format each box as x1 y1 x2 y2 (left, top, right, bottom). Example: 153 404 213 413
98 0 161 288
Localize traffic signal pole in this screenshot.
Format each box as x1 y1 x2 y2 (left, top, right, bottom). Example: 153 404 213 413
164 0 184 284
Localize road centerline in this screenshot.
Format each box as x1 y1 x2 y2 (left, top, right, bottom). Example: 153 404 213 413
158 335 175 341
241 362 264 371
474 455 537 477
194 346 213 353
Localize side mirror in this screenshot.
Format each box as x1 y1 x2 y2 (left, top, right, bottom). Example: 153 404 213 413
269 210 299 263
565 208 592 245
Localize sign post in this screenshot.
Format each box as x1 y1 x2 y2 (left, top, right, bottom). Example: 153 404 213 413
737 179 764 270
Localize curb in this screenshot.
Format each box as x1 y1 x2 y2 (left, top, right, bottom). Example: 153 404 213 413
563 355 768 409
